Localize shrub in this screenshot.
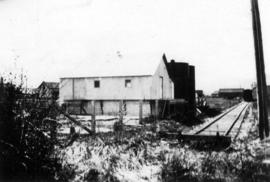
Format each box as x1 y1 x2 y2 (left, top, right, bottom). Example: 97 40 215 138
0 77 62 181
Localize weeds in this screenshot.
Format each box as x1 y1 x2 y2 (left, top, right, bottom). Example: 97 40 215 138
161 154 198 182
0 77 65 181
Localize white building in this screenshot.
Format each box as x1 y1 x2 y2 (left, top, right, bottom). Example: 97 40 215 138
59 54 174 116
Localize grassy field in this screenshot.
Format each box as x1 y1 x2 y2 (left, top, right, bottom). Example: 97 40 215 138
55 105 270 182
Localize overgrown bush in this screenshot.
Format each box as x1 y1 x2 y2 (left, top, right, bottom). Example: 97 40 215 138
0 78 63 181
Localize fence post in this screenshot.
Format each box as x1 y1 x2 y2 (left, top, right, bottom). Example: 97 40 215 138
91 100 96 134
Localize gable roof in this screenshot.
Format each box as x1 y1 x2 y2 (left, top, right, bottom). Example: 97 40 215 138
38 82 59 90
60 53 165 78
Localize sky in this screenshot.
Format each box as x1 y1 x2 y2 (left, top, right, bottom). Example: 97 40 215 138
0 0 270 94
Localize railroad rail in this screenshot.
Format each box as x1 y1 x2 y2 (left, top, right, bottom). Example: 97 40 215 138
175 102 251 150
193 102 250 137
194 104 240 135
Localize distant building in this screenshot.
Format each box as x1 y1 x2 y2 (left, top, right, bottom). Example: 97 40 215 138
211 91 219 98
218 88 244 99
37 81 59 99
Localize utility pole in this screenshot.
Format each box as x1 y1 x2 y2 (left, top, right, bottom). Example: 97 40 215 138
251 0 269 139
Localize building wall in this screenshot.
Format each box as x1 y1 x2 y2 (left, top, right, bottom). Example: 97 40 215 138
59 79 73 103
67 100 152 116
59 59 174 106
125 101 151 116
60 76 152 103
102 101 120 115
150 60 174 99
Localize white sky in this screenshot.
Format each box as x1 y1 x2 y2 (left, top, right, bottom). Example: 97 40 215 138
0 0 269 94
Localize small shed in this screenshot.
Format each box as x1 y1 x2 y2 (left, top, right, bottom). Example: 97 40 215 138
37 81 59 99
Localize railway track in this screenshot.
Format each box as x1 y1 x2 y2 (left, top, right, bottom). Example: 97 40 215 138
192 102 250 137
172 102 251 150
156 102 251 150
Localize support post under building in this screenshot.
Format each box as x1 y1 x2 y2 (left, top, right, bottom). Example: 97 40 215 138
155 100 159 131
119 100 124 126
91 100 96 134
139 100 143 124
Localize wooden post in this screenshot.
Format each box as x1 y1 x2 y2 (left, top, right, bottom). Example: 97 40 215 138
251 0 269 139
91 100 96 134
155 100 159 118
119 100 123 125
100 100 104 115
80 101 83 115
155 100 159 131
139 100 143 124
161 100 167 118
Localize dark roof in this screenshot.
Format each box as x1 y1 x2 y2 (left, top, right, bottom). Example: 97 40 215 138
219 88 244 93
38 82 59 90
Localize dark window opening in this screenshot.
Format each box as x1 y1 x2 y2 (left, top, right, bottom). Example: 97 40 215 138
125 79 131 88
94 80 100 88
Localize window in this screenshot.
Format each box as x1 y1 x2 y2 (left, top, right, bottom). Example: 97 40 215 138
94 80 100 88
125 79 131 88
